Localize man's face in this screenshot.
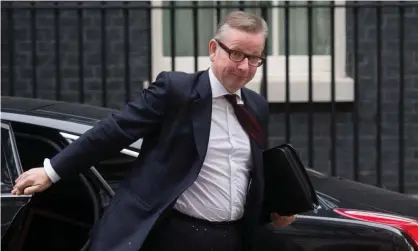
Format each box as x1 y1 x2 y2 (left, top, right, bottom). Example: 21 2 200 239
209 28 265 93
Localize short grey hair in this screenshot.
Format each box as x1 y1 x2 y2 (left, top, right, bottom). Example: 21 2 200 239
213 11 269 41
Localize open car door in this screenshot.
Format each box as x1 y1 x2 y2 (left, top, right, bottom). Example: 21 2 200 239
1 121 32 250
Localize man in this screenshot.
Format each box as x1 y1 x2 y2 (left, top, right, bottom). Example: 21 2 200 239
12 11 295 251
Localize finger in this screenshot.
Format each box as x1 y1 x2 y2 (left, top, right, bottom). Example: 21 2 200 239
284 216 296 224
14 176 34 191
23 185 41 195
12 187 24 195
284 218 293 223
282 215 294 220
11 188 21 195
14 188 24 195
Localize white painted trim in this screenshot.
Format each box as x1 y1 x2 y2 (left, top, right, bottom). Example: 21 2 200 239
1 193 32 198
59 132 140 158
249 73 354 102
150 0 354 103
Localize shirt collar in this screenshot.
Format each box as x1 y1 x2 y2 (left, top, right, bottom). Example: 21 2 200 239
208 68 244 104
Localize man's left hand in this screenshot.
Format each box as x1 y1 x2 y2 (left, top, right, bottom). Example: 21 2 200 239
270 213 296 227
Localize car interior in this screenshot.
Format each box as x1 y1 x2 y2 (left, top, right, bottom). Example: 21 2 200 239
2 122 103 251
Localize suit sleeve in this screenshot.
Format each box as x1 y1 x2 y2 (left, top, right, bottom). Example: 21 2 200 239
49 71 173 179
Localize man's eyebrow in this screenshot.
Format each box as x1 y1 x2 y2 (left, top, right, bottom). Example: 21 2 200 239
230 46 263 57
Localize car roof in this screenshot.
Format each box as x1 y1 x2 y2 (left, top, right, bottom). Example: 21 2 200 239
1 96 143 151
1 96 118 125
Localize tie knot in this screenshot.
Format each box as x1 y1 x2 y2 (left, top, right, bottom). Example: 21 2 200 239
224 94 238 106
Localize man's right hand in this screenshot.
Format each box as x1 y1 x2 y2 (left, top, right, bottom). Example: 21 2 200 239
11 168 53 195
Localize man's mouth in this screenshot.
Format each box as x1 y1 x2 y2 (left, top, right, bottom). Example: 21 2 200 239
231 74 247 80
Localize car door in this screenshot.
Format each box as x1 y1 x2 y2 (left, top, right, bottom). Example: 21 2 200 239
1 122 31 237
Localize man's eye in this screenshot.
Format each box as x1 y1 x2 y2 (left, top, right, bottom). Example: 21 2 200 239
231 51 243 58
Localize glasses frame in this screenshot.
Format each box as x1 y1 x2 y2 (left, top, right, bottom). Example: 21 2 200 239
214 39 265 67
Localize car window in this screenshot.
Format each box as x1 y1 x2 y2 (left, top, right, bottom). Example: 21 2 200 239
63 136 137 191
94 152 137 191
13 132 61 171
1 147 14 193
1 126 20 193
61 134 137 195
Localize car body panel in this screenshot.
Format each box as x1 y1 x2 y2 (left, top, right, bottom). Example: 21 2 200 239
265 215 416 251
310 171 418 219
1 195 31 238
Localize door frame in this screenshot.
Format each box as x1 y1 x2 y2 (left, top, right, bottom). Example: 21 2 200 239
1 121 32 242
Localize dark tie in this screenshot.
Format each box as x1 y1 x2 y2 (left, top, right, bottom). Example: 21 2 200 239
224 94 265 148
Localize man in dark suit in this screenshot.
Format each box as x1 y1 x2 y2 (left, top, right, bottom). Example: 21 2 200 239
12 11 295 251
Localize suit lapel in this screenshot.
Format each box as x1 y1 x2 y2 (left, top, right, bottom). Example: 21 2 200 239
192 71 212 161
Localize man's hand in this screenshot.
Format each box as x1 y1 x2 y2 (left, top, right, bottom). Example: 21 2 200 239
270 212 296 228
11 168 52 195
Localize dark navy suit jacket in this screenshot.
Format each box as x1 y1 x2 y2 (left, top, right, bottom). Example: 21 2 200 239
50 70 270 251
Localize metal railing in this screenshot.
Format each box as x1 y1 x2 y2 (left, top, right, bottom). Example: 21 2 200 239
2 1 417 194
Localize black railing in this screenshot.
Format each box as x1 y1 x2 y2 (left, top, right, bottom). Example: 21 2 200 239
2 1 417 195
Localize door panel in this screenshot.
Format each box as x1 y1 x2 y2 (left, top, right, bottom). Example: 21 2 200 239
1 195 31 237
1 122 31 238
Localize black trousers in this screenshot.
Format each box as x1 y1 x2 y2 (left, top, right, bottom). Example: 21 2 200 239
140 210 244 251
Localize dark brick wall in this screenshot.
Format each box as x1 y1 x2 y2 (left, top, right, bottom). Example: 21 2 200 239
1 1 150 108
350 3 418 193
269 2 418 194
2 1 418 194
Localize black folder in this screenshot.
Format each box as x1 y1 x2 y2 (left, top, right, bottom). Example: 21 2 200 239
260 144 319 222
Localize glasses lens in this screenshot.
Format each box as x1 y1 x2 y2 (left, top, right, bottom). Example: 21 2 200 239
229 51 245 61
248 57 262 66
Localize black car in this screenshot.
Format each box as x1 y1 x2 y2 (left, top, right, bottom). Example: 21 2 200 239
1 96 418 251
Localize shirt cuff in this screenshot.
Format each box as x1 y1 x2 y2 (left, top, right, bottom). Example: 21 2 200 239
43 158 61 183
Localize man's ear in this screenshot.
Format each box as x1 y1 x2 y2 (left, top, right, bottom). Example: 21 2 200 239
209 39 217 62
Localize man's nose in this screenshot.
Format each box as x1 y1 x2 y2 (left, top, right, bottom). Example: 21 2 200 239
237 57 249 71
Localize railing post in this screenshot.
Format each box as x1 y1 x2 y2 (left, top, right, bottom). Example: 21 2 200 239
54 2 61 101
398 3 405 193
101 1 107 107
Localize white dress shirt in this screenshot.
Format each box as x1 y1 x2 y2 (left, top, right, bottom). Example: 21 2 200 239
174 69 252 222
43 68 252 222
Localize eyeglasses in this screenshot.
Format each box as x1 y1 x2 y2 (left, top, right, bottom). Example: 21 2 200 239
215 39 265 67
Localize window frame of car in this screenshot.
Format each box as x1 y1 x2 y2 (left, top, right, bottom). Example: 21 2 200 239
58 132 137 198
1 122 25 196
